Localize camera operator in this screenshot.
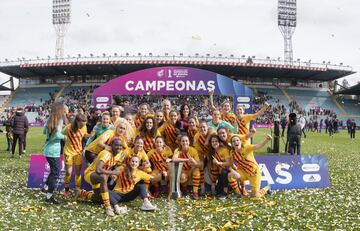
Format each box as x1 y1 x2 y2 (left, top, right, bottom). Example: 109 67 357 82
286 113 302 155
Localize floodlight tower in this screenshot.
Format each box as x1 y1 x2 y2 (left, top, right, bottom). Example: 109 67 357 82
52 0 71 59
278 0 296 64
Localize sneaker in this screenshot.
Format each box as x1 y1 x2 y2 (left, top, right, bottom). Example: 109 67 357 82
19 155 22 159
192 192 199 200
216 193 227 200
140 201 156 211
41 187 48 194
74 188 80 199
23 150 26 156
63 190 70 198
114 204 127 214
230 193 242 199
105 207 115 217
266 185 272 196
45 197 59 205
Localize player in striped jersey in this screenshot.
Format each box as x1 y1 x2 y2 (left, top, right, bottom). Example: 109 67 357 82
109 155 157 213
209 90 237 126
208 134 232 196
236 103 270 142
137 117 160 153
122 136 152 174
62 114 89 197
217 126 255 150
159 110 180 151
172 135 201 199
187 116 198 147
82 138 123 217
84 121 131 163
135 103 153 129
193 120 210 193
228 134 272 197
147 136 173 197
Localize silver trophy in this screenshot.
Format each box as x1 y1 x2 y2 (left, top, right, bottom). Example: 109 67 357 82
168 162 184 200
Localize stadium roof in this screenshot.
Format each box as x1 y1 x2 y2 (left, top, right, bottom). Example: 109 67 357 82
335 82 360 95
0 56 355 82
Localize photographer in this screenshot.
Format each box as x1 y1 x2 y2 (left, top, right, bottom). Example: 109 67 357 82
286 113 302 155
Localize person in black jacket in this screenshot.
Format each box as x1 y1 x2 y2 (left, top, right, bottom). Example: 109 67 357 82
11 108 29 158
3 112 13 151
286 113 302 155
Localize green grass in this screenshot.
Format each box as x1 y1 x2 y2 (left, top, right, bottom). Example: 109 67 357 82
0 127 359 230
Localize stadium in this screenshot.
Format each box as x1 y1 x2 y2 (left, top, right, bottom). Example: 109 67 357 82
0 0 359 230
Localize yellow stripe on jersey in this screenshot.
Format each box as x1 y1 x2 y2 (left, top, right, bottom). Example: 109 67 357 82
147 147 173 171
113 166 152 194
63 124 87 156
85 150 122 174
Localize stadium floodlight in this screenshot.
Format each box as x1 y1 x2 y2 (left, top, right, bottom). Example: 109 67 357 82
103 53 106 57
195 53 199 57
149 53 152 56
53 0 71 59
5 58 8 62
230 54 234 58
138 53 142 56
206 54 210 57
90 53 94 57
218 54 222 57
340 63 343 66
278 0 296 64
126 53 129 56
252 56 255 59
241 55 246 58
114 53 118 56
165 53 169 56
266 56 270 59
179 53 183 56
78 54 81 57
47 56 51 59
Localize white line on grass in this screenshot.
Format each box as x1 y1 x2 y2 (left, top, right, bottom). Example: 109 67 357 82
168 200 177 231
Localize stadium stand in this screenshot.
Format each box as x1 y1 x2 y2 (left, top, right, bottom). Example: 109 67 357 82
6 86 60 109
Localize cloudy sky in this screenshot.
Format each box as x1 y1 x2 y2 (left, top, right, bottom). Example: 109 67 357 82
0 0 359 87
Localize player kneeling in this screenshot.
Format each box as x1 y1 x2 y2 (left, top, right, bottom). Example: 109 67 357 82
228 134 272 198
109 155 157 214
81 138 123 217
172 135 201 200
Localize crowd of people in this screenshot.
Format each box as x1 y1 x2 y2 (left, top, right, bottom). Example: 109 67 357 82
40 92 273 216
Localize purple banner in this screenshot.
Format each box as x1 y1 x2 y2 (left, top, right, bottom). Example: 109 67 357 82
28 154 329 191
91 66 254 113
27 154 91 190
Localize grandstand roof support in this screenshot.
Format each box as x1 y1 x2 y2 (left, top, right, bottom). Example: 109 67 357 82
52 0 71 59
278 0 297 64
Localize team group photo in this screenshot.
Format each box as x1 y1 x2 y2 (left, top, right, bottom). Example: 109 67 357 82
0 0 359 230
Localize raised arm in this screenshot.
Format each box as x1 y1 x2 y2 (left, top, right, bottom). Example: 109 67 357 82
253 134 272 150
254 103 271 119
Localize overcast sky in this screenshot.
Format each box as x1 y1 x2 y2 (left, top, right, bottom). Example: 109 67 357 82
0 0 359 87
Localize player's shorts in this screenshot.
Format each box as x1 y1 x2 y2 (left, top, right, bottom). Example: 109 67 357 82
64 153 82 165
237 168 261 191
84 170 100 190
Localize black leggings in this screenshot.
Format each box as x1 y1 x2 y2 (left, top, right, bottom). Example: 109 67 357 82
109 183 147 205
12 133 24 155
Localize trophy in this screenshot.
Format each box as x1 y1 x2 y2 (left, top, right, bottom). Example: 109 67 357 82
168 161 184 200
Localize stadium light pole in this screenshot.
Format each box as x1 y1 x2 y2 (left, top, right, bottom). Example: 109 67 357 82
53 0 71 59
278 0 296 64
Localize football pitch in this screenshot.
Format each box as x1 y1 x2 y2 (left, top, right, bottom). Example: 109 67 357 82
0 127 359 230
